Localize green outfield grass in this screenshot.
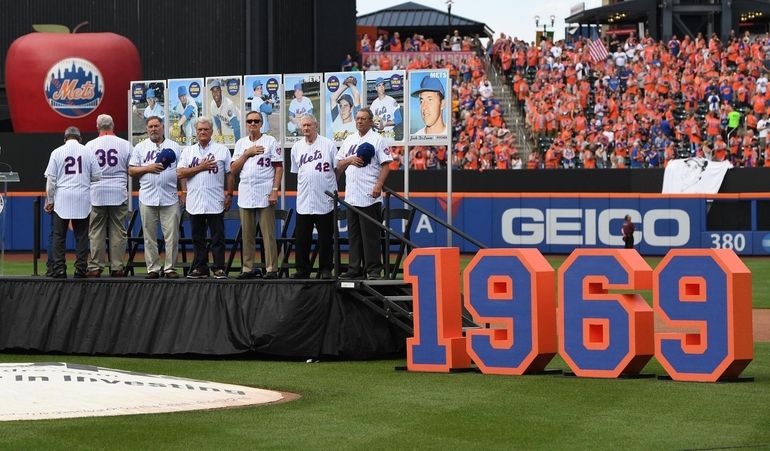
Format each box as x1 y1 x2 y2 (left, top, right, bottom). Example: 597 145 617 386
1 253 769 448
0 350 768 450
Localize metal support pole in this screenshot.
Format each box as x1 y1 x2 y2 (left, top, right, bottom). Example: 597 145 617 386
33 196 41 276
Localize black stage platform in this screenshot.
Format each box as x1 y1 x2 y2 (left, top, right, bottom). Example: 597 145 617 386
0 277 407 359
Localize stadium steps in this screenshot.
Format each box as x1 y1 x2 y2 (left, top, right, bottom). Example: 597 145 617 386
484 61 534 160
338 279 476 335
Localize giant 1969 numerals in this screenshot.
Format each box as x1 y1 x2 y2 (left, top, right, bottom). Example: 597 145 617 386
404 247 753 382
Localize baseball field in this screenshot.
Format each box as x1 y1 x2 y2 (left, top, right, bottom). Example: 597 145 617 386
0 256 768 449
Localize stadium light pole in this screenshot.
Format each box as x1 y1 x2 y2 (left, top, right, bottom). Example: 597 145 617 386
535 14 556 43
446 0 454 38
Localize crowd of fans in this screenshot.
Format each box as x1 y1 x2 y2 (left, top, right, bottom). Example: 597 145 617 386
491 30 770 168
344 28 770 170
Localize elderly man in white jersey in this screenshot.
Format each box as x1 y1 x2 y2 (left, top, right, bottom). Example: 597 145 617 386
289 114 340 279
129 115 183 279
44 127 102 278
336 107 392 280
231 111 283 279
177 116 234 279
85 114 132 277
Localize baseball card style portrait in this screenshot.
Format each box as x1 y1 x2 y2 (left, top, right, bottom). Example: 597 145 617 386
205 76 243 147
407 69 451 146
323 71 365 145
130 80 167 146
284 73 322 146
365 70 405 145
167 78 204 147
243 74 283 143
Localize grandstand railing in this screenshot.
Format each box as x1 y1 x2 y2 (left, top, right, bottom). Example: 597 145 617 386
362 51 476 67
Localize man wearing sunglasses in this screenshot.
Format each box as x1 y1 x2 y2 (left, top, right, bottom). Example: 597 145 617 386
231 111 283 279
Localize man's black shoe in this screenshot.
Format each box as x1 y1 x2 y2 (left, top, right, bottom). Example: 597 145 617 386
263 271 279 279
319 270 334 280
237 271 258 280
145 271 160 280
367 273 384 280
339 271 363 280
186 269 209 279
73 272 87 279
291 272 310 279
50 272 66 279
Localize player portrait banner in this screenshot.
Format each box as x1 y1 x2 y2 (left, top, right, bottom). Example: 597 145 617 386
205 76 243 148
365 70 405 145
323 71 365 145
407 69 451 146
167 78 203 147
284 73 322 146
129 80 166 147
243 74 283 144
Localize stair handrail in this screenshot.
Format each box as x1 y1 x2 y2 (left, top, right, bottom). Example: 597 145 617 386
325 190 419 278
382 187 487 250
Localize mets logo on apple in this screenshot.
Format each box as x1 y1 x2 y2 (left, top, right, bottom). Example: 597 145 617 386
44 57 105 118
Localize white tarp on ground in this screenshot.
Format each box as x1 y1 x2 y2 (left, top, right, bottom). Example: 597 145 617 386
662 158 733 194
0 362 285 421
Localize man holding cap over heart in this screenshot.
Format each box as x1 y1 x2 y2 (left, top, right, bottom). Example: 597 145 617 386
129 115 183 279
412 75 447 135
337 107 392 280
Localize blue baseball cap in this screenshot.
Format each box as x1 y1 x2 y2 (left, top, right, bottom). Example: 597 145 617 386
411 76 445 98
252 80 263 90
178 86 187 96
209 79 222 89
355 142 375 167
375 77 385 86
294 82 304 91
338 94 354 106
146 88 156 99
154 148 177 169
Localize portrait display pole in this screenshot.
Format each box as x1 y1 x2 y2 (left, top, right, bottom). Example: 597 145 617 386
126 89 133 212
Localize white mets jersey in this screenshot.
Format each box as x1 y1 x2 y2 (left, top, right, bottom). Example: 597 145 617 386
44 140 102 219
232 134 281 209
130 138 181 207
290 135 338 215
143 102 165 120
370 95 400 132
86 134 132 206
336 129 392 207
210 97 240 132
179 142 232 215
288 97 314 133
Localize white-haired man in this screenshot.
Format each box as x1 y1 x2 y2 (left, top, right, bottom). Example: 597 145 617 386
85 114 132 277
177 116 234 279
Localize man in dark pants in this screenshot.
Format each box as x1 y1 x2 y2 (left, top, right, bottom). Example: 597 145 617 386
44 127 102 278
176 116 234 279
289 114 340 279
336 107 392 279
622 214 635 249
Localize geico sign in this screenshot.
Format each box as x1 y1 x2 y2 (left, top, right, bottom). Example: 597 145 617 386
501 208 690 246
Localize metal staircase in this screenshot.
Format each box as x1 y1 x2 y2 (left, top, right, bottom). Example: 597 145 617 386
328 188 485 335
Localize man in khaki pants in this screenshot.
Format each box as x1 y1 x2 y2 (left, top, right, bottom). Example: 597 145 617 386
231 111 283 279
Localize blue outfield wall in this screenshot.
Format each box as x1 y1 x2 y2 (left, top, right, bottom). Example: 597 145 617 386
3 194 770 256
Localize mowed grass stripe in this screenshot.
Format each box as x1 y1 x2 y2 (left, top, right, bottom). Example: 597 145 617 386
0 351 768 449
